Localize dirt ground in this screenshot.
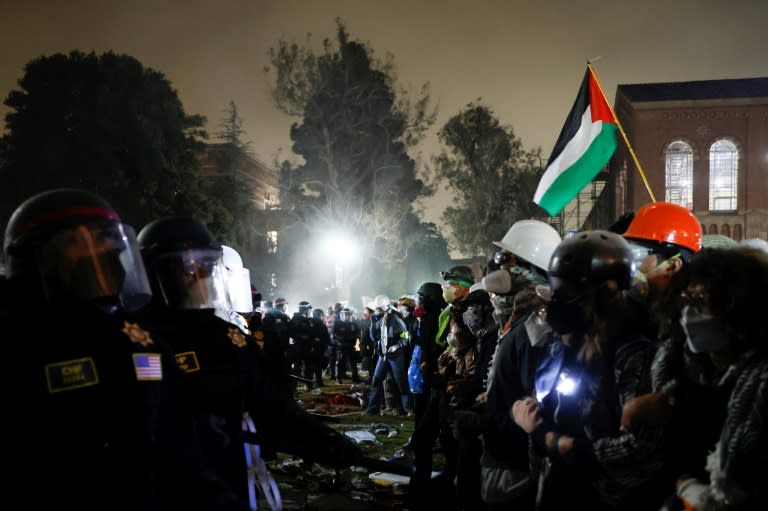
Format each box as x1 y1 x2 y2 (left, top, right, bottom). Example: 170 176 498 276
259 380 447 511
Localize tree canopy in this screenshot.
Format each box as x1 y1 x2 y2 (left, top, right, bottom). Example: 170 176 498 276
429 100 546 257
266 19 438 265
209 100 275 291
0 50 228 235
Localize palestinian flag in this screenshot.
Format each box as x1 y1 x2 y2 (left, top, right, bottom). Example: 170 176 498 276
534 67 618 217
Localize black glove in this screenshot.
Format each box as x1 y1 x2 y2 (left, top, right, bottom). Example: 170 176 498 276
324 430 363 469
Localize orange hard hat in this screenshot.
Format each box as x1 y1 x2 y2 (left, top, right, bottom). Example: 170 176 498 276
623 202 702 253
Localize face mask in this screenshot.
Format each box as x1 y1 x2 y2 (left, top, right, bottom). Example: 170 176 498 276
447 333 459 349
679 305 729 354
524 312 552 347
546 299 585 335
463 307 489 336
414 305 426 318
398 306 411 318
490 295 514 319
442 286 458 304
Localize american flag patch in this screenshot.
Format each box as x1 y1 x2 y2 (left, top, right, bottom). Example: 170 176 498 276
133 353 163 381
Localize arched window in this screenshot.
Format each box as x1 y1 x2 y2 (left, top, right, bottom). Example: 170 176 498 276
709 139 738 211
665 141 693 209
721 224 731 238
733 224 743 242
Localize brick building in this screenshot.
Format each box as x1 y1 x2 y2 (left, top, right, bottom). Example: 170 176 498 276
583 77 768 241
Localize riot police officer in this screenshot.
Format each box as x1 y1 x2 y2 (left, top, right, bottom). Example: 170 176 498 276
334 307 361 383
1 189 238 511
311 307 331 387
137 216 362 509
262 297 292 377
288 301 316 388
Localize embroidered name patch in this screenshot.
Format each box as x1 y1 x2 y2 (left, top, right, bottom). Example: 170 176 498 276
175 351 200 373
45 357 99 393
133 353 163 381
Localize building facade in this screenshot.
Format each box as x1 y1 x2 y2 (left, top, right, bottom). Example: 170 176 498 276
197 143 282 295
198 143 280 211
586 77 768 241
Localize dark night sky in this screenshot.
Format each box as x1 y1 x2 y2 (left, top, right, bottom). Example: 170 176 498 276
1 0 767 229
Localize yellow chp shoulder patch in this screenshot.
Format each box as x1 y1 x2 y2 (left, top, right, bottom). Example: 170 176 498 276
45 357 99 393
175 351 201 373
133 353 163 381
122 321 154 347
228 328 247 348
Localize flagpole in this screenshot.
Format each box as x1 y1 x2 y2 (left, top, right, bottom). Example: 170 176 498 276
587 62 657 203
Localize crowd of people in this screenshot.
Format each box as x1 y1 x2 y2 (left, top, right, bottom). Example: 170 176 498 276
2 187 765 511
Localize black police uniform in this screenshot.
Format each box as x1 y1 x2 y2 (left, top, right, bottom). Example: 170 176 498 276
150 307 361 509
333 317 360 382
3 302 238 511
261 308 293 377
288 312 316 386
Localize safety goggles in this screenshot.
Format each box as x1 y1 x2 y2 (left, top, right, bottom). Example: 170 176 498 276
493 250 515 266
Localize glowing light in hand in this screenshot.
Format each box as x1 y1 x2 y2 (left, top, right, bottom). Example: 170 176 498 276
555 373 578 395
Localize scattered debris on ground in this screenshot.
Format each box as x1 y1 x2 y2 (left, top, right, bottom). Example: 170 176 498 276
250 380 448 510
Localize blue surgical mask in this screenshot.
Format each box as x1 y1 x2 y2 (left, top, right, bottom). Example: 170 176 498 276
679 305 729 354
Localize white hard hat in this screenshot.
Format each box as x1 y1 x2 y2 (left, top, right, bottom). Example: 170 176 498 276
373 294 391 310
493 219 562 271
469 282 484 293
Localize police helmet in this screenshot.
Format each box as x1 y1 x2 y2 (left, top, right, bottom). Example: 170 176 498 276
137 216 228 311
3 188 151 311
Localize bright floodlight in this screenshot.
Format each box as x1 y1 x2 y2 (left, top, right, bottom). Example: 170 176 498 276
321 234 359 263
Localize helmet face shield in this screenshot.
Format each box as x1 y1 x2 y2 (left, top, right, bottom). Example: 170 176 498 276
225 267 253 314
151 248 229 310
626 240 654 263
36 222 151 311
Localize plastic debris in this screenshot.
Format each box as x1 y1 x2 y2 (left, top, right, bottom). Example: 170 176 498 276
344 430 380 445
